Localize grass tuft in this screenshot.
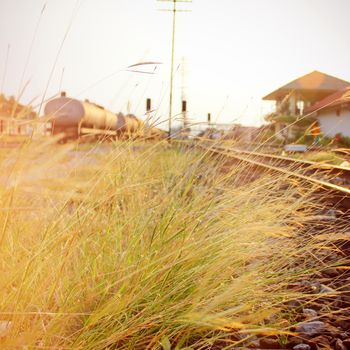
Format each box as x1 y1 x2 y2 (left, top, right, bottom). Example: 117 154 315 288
0 139 347 349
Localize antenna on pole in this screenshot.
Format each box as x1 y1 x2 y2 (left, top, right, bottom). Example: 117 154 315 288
157 0 192 137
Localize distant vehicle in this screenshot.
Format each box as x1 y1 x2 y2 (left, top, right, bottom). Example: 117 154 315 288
44 93 166 142
284 144 307 153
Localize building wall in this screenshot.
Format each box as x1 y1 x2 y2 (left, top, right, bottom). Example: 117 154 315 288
274 122 298 141
317 110 350 137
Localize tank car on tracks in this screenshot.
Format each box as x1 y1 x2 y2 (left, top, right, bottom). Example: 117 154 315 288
44 92 164 142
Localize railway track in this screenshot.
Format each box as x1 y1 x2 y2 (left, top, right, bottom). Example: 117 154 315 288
185 141 350 348
196 143 350 209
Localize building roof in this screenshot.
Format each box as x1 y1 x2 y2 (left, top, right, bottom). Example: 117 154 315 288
304 87 350 114
263 71 350 101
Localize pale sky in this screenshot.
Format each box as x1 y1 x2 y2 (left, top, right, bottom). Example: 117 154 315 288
1 0 350 128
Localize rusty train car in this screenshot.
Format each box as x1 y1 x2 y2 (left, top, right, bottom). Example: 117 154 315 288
44 93 166 141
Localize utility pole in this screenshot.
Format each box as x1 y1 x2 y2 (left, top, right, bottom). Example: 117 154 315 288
158 0 191 137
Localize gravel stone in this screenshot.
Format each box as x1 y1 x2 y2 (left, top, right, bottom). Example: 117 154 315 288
335 338 348 350
295 321 325 336
259 338 281 349
302 308 318 318
293 344 311 350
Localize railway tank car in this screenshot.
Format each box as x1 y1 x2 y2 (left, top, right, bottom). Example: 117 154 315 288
44 92 154 141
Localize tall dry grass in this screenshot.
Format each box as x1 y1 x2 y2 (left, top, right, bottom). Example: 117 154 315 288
0 138 346 349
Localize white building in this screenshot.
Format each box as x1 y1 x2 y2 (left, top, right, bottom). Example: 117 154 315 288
263 71 350 117
263 71 350 140
305 88 350 137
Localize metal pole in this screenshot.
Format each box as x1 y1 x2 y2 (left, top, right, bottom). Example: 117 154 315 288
146 98 152 138
182 100 187 128
157 0 191 137
169 0 176 137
